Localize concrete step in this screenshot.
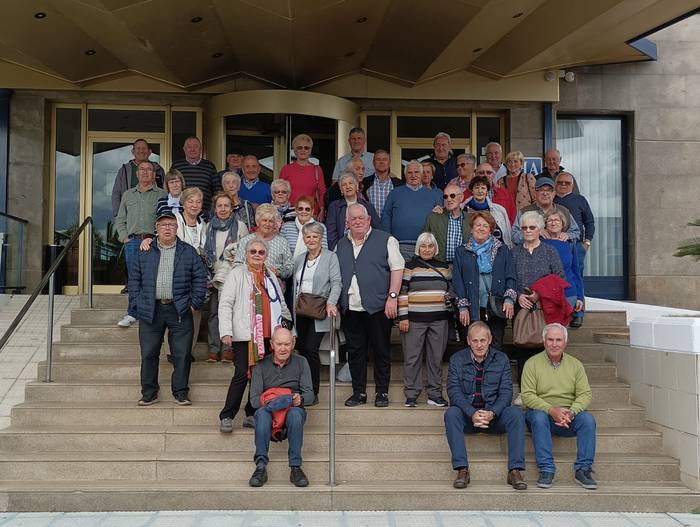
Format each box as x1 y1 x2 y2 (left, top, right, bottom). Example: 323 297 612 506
17 385 647 427
36 359 618 384
595 331 631 346
7 403 657 453
1 479 696 512
0 451 679 483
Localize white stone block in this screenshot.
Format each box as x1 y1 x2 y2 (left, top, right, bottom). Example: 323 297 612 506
678 431 700 480
670 391 700 435
674 353 699 394
644 350 662 386
630 317 655 348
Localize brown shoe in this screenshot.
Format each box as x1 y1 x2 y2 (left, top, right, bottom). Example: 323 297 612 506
453 468 470 489
507 469 527 490
206 353 219 363
221 350 234 363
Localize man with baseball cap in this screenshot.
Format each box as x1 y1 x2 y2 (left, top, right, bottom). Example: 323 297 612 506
129 210 208 406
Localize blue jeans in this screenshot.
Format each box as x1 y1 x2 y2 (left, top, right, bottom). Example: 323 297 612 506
525 409 596 473
254 405 306 467
444 405 526 471
123 238 140 317
574 242 586 320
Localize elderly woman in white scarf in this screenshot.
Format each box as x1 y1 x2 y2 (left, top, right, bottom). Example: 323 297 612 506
204 192 249 363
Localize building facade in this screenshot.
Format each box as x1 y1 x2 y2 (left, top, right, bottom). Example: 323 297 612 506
0 3 698 308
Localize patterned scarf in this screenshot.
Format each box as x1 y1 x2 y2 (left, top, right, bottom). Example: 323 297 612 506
248 266 268 379
470 236 495 274
204 214 239 267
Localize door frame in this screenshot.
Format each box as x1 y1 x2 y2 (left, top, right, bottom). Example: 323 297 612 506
78 134 166 294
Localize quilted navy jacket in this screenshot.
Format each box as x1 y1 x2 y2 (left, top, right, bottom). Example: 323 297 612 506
447 347 513 418
128 238 208 324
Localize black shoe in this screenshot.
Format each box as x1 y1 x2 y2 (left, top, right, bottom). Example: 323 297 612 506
310 394 319 406
404 397 417 407
537 471 555 489
290 466 309 487
137 395 158 406
249 465 268 487
173 394 192 406
374 392 389 408
120 286 128 294
344 393 367 407
166 354 173 364
575 468 597 490
569 317 584 329
427 396 448 407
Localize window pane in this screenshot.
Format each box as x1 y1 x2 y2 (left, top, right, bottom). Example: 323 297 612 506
171 111 197 162
225 114 282 182
367 115 390 152
290 114 336 187
88 109 165 133
557 118 624 283
401 147 465 173
397 116 469 139
476 117 501 163
54 108 82 244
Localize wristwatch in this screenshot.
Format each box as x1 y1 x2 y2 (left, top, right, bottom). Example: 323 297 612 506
389 292 398 299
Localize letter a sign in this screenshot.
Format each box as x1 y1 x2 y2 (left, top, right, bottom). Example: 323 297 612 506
524 157 542 176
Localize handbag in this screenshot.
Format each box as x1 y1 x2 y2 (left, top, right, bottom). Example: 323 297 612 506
294 253 328 320
480 274 506 320
512 302 545 348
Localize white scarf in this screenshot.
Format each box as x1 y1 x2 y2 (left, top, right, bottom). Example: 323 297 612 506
293 217 314 259
265 274 284 330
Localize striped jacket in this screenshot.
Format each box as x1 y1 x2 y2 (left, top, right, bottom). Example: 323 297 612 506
398 257 452 322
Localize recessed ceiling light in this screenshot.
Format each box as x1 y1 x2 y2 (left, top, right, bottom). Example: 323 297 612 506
512 12 523 18
211 52 223 59
345 51 355 58
190 16 203 23
472 47 483 53
85 49 96 56
34 12 47 19
356 17 367 23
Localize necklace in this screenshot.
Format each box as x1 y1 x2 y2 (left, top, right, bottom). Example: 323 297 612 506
306 255 320 269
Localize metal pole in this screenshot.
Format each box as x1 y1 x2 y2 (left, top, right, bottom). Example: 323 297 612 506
86 220 93 308
45 273 55 383
328 316 337 487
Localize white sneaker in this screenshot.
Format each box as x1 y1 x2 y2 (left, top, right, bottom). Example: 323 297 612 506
117 314 136 327
513 393 523 406
336 362 352 383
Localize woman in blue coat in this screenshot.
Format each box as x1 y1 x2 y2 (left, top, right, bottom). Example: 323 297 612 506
453 211 517 351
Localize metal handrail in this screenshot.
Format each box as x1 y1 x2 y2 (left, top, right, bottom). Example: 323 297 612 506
0 217 93 383
0 211 29 224
328 315 337 486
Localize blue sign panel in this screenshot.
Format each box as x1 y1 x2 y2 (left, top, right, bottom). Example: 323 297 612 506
524 157 542 176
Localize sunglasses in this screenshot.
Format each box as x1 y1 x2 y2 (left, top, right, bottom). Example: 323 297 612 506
475 170 494 175
443 193 459 199
272 190 289 194
557 181 573 186
295 145 311 151
248 249 267 255
296 206 312 212
521 225 539 231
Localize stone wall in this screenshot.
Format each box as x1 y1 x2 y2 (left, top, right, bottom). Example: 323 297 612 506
558 14 700 308
7 93 47 290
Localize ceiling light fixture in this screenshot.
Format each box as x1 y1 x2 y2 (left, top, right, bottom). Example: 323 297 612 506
190 16 203 23
356 17 367 23
85 49 96 56
34 12 47 19
512 12 524 18
211 52 223 58
345 51 356 58
472 47 483 53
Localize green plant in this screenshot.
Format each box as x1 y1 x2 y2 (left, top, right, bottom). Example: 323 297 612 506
674 219 700 259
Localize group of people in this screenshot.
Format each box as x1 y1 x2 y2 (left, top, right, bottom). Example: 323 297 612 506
112 128 597 490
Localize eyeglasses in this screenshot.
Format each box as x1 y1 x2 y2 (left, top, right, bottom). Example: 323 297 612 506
295 145 311 151
457 162 469 168
296 206 312 212
248 249 267 256
521 225 539 231
138 168 154 173
475 170 494 175
537 187 553 193
443 193 459 199
158 223 178 229
272 190 289 194
556 181 573 186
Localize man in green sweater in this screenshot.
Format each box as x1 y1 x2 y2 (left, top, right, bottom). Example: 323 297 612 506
521 323 597 490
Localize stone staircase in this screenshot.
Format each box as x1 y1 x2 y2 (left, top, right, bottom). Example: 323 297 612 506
0 295 698 512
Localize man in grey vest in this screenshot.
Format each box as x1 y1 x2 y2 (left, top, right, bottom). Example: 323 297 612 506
336 203 404 408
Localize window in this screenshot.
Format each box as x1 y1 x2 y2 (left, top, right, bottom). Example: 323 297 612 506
556 115 628 299
88 109 165 133
54 108 82 245
171 111 198 162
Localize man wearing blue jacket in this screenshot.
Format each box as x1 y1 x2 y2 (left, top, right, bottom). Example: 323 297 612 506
444 321 527 490
130 210 208 406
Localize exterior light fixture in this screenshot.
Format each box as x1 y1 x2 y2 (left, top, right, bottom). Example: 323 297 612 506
356 17 367 23
34 12 47 19
190 16 203 23
211 52 223 58
472 48 483 53
85 49 96 56
544 70 576 82
512 12 524 18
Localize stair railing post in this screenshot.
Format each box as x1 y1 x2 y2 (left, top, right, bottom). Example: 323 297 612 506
87 219 93 309
328 315 337 487
45 273 55 383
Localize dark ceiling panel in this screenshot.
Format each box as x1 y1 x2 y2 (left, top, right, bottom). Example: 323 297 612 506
112 0 239 86
365 0 479 83
0 0 126 81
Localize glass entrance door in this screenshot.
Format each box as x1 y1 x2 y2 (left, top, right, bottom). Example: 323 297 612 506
86 140 161 290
